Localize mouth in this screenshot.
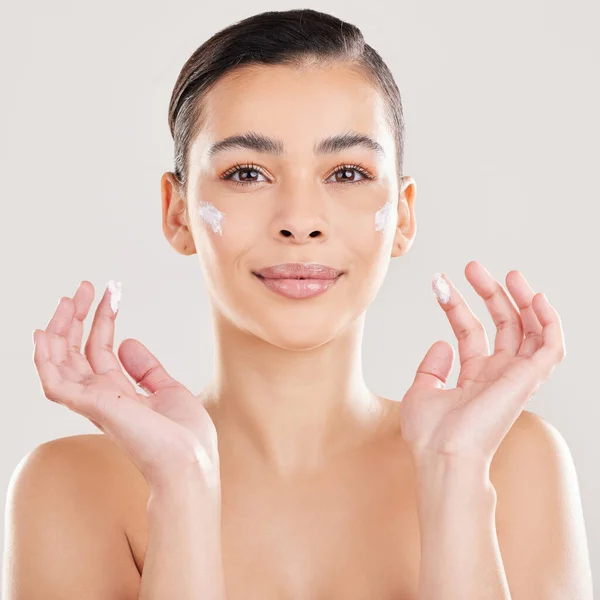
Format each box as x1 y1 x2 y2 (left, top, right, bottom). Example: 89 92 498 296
252 263 345 299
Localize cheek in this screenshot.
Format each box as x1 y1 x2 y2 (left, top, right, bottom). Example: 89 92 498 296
340 196 396 254
344 198 397 283
194 204 255 285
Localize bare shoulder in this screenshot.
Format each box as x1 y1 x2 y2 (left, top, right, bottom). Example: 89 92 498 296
14 433 150 509
490 408 573 505
490 408 571 483
29 433 151 548
3 434 147 599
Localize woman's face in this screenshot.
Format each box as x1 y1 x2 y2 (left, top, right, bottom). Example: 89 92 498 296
163 62 416 350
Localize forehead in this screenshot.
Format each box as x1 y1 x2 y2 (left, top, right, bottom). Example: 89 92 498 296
190 63 394 162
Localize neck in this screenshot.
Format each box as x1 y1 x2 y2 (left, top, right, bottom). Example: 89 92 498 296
200 310 395 477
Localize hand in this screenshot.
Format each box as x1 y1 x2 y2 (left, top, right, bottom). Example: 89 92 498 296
398 261 566 466
32 280 220 491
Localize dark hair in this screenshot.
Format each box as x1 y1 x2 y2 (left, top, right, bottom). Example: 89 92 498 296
168 8 405 196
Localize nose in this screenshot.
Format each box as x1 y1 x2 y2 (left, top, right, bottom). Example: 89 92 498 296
270 184 329 244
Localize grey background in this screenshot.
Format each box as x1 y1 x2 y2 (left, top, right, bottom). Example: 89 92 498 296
1 0 598 591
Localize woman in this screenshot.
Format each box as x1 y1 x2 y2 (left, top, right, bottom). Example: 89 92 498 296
5 8 592 600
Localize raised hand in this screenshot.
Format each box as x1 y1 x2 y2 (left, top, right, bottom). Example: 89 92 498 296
398 261 566 466
32 280 220 491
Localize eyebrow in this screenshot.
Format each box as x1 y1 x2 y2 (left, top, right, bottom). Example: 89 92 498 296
206 130 386 159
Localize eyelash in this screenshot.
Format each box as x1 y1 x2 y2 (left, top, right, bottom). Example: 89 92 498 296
219 161 375 187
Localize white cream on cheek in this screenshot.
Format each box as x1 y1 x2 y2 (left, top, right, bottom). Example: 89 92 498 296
374 199 395 231
198 201 226 236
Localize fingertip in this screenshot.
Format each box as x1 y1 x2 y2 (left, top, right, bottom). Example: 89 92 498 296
32 329 45 346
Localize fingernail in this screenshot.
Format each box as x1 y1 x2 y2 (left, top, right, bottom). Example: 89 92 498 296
106 280 122 315
432 273 451 304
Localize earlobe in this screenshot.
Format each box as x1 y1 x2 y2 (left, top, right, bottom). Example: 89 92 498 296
161 172 197 256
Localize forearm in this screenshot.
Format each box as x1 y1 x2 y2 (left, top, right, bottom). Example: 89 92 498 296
414 455 511 600
138 471 227 600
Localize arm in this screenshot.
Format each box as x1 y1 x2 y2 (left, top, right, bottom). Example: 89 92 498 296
415 454 510 600
138 468 227 600
2 438 141 599
414 412 594 600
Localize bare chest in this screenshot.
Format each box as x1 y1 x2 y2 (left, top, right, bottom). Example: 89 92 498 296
127 447 422 599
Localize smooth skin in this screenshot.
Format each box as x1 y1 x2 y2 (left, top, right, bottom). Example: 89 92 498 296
3 61 592 599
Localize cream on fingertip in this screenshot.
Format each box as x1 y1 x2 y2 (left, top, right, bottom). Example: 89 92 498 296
106 280 122 315
431 273 451 304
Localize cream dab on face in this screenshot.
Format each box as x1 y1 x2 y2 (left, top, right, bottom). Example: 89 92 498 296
199 201 226 236
374 199 395 231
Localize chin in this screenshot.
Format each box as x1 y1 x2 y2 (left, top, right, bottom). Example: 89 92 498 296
255 327 340 351
243 302 361 351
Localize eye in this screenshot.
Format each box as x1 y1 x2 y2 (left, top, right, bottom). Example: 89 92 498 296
325 164 374 185
220 162 268 187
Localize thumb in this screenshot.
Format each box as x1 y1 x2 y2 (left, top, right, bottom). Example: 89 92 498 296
117 338 186 395
411 340 455 390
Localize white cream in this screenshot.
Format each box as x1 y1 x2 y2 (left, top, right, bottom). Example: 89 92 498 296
199 201 226 236
106 280 122 315
374 199 395 231
431 273 451 304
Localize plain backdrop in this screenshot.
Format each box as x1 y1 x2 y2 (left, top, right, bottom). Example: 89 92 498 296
1 0 598 591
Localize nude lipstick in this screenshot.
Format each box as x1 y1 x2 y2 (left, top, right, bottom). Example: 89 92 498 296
253 263 344 299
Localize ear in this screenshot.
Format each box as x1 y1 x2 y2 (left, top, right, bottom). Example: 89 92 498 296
161 172 196 256
391 176 417 258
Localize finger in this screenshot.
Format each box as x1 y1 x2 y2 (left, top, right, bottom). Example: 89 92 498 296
63 281 98 374
505 271 544 358
44 297 76 365
65 281 95 352
84 281 135 395
45 296 73 335
432 271 490 364
411 340 455 390
117 338 186 395
464 261 524 356
529 292 566 372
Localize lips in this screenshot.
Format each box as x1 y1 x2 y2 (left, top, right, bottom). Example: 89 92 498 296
254 263 343 280
253 263 345 300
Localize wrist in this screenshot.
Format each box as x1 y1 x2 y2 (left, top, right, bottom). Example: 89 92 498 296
148 462 221 505
413 453 496 498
